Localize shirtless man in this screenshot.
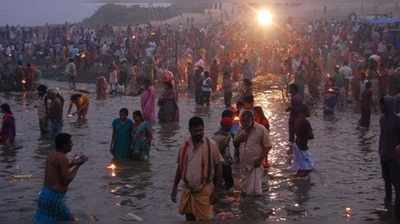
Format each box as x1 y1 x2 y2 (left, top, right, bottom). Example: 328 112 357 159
35 133 88 223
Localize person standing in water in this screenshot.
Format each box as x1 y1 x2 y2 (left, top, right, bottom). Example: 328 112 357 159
234 111 272 195
290 105 314 177
222 71 233 108
0 103 16 146
213 114 234 190
34 133 88 224
379 96 400 216
67 94 89 121
131 111 153 161
47 90 64 139
287 84 303 144
201 71 212 106
65 58 77 90
140 79 156 123
110 108 134 161
36 85 48 136
171 117 223 221
158 81 179 123
359 82 373 129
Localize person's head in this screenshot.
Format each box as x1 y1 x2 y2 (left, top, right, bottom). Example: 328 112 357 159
0 103 11 114
365 81 372 90
55 133 73 153
163 81 173 90
189 116 204 143
69 58 74 63
37 84 48 97
143 79 152 89
297 104 310 118
222 109 234 119
253 106 266 119
242 95 254 110
132 110 143 123
243 79 252 87
204 71 210 78
289 83 298 95
70 94 82 103
119 108 129 120
240 110 254 130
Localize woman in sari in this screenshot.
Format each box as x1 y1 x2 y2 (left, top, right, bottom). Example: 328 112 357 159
140 79 156 123
132 111 152 161
110 108 133 160
158 81 179 123
0 104 16 146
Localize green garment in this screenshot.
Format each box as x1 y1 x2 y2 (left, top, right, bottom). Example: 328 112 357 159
112 118 133 160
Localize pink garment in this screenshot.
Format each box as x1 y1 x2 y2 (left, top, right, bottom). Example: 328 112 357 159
141 86 156 123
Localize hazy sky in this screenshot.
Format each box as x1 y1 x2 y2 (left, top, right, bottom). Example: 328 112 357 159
0 0 99 26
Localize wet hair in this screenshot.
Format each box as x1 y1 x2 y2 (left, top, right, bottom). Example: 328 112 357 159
242 95 254 104
189 116 204 129
133 110 143 119
55 133 72 151
203 71 210 77
222 109 234 118
253 106 265 117
37 84 48 93
69 58 74 63
119 108 129 115
243 79 252 86
289 84 298 93
240 110 254 119
0 103 11 114
70 94 82 101
164 81 173 89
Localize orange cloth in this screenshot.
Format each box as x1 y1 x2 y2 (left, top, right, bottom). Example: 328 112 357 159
179 183 214 221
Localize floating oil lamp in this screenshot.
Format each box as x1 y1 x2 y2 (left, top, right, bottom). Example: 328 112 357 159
21 79 26 84
107 163 116 177
234 116 240 122
344 207 352 218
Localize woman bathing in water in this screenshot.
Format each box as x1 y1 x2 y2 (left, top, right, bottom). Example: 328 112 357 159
67 94 90 121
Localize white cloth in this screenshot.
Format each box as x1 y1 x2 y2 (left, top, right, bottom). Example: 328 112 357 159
241 167 263 195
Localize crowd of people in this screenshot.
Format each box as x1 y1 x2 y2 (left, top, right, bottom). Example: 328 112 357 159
1 12 400 223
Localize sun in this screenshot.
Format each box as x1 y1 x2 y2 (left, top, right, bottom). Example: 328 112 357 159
257 9 273 26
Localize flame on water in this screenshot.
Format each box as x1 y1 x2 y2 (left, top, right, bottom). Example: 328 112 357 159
107 163 116 170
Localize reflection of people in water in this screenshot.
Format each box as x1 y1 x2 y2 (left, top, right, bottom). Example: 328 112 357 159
67 94 90 121
35 133 88 224
0 103 16 146
110 108 133 161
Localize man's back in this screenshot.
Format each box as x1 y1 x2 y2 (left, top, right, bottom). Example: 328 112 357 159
44 152 69 193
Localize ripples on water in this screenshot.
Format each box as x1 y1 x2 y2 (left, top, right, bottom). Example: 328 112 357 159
0 80 395 223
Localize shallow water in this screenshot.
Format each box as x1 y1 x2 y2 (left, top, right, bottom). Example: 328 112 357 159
0 80 396 224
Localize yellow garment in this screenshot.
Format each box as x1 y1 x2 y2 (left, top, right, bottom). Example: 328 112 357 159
179 183 213 221
78 95 89 108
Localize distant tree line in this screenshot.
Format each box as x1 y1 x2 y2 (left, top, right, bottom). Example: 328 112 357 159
82 4 181 26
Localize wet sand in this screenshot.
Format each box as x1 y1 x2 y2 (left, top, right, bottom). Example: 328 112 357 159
0 79 396 223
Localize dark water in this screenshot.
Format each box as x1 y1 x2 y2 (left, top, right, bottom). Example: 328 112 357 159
0 80 395 223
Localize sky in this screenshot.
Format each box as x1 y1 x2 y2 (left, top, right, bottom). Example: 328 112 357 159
0 0 99 26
